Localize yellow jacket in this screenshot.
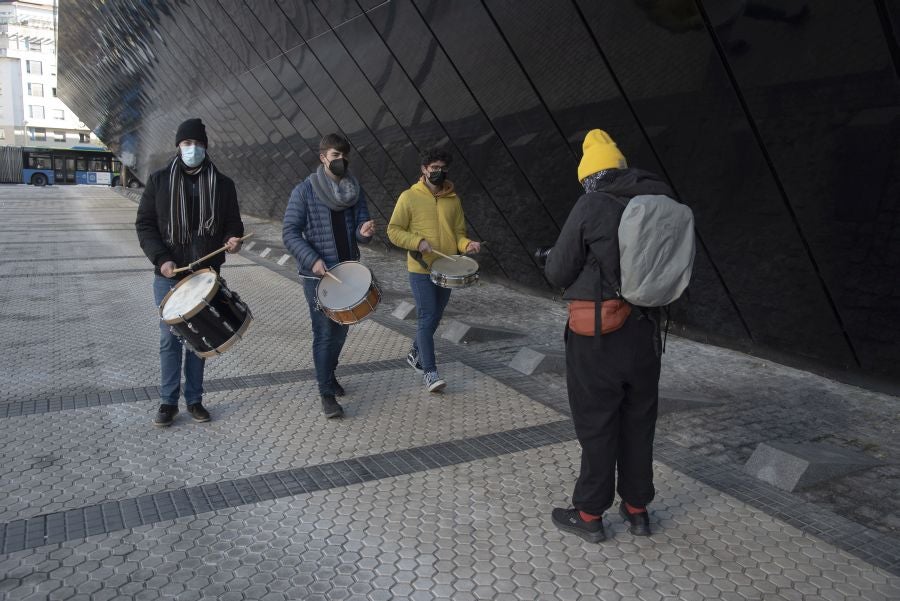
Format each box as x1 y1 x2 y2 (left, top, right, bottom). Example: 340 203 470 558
388 178 472 274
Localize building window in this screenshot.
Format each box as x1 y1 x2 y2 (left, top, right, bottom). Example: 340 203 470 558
79 132 89 143
29 105 44 119
28 83 43 97
30 39 41 52
51 87 56 97
25 60 42 75
53 130 65 142
0 130 5 140
28 127 46 142
51 109 64 120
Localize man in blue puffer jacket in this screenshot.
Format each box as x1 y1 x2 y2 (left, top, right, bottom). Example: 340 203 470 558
283 134 376 418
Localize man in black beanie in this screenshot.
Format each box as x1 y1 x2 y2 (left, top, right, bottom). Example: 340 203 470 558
135 118 244 427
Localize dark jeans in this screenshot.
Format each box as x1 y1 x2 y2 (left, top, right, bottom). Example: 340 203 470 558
565 310 661 515
408 272 452 373
153 275 205 406
303 278 349 396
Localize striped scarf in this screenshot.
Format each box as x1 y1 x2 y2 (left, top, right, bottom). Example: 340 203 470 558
167 156 218 245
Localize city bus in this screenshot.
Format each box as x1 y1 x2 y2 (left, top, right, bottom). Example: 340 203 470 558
0 146 140 187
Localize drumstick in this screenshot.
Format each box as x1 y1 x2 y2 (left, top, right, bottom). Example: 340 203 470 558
431 249 457 262
324 270 343 284
172 233 254 274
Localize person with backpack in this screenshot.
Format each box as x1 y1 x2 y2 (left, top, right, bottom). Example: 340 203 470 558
544 129 694 543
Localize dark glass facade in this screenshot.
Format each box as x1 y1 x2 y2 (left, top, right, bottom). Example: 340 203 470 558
58 1 900 380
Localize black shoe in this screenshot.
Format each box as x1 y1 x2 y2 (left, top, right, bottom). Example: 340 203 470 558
153 404 178 427
187 402 211 422
551 507 606 543
331 378 345 397
619 502 651 536
321 395 344 419
406 349 424 374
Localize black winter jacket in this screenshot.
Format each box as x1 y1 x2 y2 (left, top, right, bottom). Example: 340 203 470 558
135 163 244 278
545 169 674 301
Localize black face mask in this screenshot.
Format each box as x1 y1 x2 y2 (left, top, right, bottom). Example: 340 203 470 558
427 170 446 186
327 158 348 178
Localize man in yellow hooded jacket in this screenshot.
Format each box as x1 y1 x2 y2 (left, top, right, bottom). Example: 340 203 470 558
388 148 480 392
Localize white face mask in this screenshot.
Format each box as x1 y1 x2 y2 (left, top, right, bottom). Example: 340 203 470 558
180 144 206 168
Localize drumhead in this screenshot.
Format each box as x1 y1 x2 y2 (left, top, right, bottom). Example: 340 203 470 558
317 262 374 309
432 255 478 277
160 271 218 320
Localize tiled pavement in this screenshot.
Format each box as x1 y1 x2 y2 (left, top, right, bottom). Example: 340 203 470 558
0 185 898 600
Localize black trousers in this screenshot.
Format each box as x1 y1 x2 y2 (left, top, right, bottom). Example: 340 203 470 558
565 310 661 515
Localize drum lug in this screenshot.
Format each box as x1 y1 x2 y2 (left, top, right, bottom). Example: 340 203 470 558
201 336 218 353
223 322 235 333
187 321 199 334
205 302 220 319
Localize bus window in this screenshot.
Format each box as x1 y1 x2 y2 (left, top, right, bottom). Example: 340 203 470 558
76 159 87 172
28 154 51 169
88 158 109 172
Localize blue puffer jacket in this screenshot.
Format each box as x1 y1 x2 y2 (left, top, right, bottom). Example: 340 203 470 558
282 176 372 277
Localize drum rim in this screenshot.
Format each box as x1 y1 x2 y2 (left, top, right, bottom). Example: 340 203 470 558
194 313 253 358
159 268 221 324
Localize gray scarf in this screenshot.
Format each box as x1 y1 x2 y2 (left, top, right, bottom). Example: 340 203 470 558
311 165 360 210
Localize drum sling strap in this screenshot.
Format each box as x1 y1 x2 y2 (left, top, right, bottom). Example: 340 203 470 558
409 250 430 271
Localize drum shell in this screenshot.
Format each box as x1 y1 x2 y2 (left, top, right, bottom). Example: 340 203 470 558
163 278 252 358
321 281 381 325
430 272 478 288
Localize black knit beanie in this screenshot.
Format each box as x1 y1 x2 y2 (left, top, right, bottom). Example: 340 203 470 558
175 118 208 147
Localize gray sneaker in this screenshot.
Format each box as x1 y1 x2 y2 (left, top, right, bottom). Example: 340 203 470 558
423 371 446 393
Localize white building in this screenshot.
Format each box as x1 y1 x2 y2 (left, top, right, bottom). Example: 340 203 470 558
0 0 101 148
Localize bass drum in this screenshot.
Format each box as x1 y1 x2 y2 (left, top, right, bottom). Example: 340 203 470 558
159 268 252 358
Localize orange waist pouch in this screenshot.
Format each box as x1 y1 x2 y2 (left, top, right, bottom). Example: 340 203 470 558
568 299 632 336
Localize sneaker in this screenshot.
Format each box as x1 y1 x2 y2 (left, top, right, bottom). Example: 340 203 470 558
187 402 211 422
406 348 423 374
551 507 606 543
423 371 446 393
153 404 178 427
321 394 344 419
331 377 345 397
619 502 651 536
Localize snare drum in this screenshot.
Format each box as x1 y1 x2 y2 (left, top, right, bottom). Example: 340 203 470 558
159 268 253 358
430 255 479 288
316 261 381 325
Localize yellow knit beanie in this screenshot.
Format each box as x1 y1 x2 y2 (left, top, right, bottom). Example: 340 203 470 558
578 129 627 182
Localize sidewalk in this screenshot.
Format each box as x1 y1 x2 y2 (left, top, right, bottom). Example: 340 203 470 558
0 185 897 600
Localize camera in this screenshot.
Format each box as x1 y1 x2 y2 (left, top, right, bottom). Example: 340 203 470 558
534 246 553 267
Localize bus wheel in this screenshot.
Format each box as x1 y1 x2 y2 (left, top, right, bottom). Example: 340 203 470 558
128 179 141 188
31 173 48 186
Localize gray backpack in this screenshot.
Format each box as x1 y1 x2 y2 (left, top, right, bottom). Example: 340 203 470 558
617 194 695 307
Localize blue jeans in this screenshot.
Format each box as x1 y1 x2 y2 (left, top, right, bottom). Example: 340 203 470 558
153 275 205 406
409 272 452 373
303 278 349 396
